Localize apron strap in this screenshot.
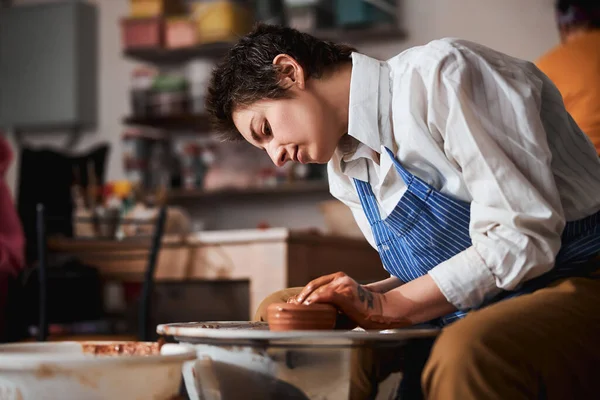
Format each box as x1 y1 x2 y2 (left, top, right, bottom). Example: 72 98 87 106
384 148 434 202
384 148 413 184
354 148 437 225
353 179 384 226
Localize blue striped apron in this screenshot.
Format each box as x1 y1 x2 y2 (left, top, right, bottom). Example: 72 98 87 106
354 148 600 326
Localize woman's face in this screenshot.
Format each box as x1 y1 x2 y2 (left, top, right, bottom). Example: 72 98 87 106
232 94 341 166
232 54 344 167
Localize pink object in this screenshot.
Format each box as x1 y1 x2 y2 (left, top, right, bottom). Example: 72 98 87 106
0 137 24 276
121 17 164 49
166 19 197 49
0 136 25 336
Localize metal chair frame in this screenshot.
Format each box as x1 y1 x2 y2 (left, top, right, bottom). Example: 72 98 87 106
35 203 168 342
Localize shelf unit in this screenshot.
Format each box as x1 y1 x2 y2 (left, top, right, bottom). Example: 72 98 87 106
123 114 211 132
121 24 405 200
168 181 330 201
122 26 405 65
123 41 233 64
121 25 405 132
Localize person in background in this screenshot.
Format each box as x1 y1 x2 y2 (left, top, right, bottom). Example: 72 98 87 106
536 0 600 153
0 136 25 339
207 24 600 399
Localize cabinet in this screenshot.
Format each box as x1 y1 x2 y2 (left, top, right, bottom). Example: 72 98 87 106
0 1 98 130
48 228 387 317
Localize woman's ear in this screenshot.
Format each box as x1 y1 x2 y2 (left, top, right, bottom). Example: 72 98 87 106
273 54 306 90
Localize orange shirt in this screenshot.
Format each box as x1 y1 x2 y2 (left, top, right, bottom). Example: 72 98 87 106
536 30 600 154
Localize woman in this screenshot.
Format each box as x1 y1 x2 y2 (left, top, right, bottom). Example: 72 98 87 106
206 24 600 399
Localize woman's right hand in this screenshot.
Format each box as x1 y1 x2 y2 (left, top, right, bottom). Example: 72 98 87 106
286 276 403 330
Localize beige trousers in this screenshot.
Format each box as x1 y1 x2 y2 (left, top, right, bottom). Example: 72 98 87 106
422 274 600 400
255 274 600 400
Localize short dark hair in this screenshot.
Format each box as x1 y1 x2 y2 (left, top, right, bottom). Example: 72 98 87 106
206 23 355 141
556 0 600 28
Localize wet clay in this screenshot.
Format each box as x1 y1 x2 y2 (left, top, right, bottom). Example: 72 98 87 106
81 340 163 356
267 302 337 331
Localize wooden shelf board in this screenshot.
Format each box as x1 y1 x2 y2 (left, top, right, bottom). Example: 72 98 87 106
123 41 233 64
122 26 406 64
168 181 330 201
123 114 211 132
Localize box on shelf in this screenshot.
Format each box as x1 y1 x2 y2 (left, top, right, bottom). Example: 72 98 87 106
166 17 197 49
191 1 254 44
121 17 164 49
129 0 187 18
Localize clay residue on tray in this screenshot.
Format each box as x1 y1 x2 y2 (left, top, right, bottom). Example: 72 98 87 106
35 363 58 378
197 323 221 329
183 322 267 330
81 340 164 356
35 363 99 388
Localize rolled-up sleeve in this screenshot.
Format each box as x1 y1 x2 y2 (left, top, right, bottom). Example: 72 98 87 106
426 46 566 310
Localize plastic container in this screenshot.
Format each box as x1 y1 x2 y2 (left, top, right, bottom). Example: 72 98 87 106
121 17 164 49
191 1 253 44
129 0 187 18
152 91 187 116
148 74 189 116
130 67 157 117
166 17 197 49
186 60 213 114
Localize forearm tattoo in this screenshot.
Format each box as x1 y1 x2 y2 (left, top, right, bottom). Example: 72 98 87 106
357 285 374 309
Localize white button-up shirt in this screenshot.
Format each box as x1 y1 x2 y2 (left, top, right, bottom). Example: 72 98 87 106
328 38 600 310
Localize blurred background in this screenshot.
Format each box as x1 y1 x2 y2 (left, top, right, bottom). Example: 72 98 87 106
0 0 558 234
0 0 563 342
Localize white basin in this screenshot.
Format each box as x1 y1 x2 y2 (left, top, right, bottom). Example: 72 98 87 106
0 341 196 399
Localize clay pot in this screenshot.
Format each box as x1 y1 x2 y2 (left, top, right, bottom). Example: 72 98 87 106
267 302 337 331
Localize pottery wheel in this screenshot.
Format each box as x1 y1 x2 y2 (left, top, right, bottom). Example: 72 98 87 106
157 321 440 347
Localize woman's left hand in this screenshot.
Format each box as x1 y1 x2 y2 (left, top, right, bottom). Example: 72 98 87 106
290 272 411 330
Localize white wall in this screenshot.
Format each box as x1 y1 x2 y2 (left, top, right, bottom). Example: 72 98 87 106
4 0 560 230
6 0 133 197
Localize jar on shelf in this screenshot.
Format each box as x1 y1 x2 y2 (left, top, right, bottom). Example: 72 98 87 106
150 73 190 117
186 60 213 115
130 67 157 118
123 158 147 188
122 129 149 168
122 129 166 190
147 140 169 191
181 142 208 190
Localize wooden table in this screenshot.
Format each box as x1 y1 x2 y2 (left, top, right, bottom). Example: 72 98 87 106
48 229 388 318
